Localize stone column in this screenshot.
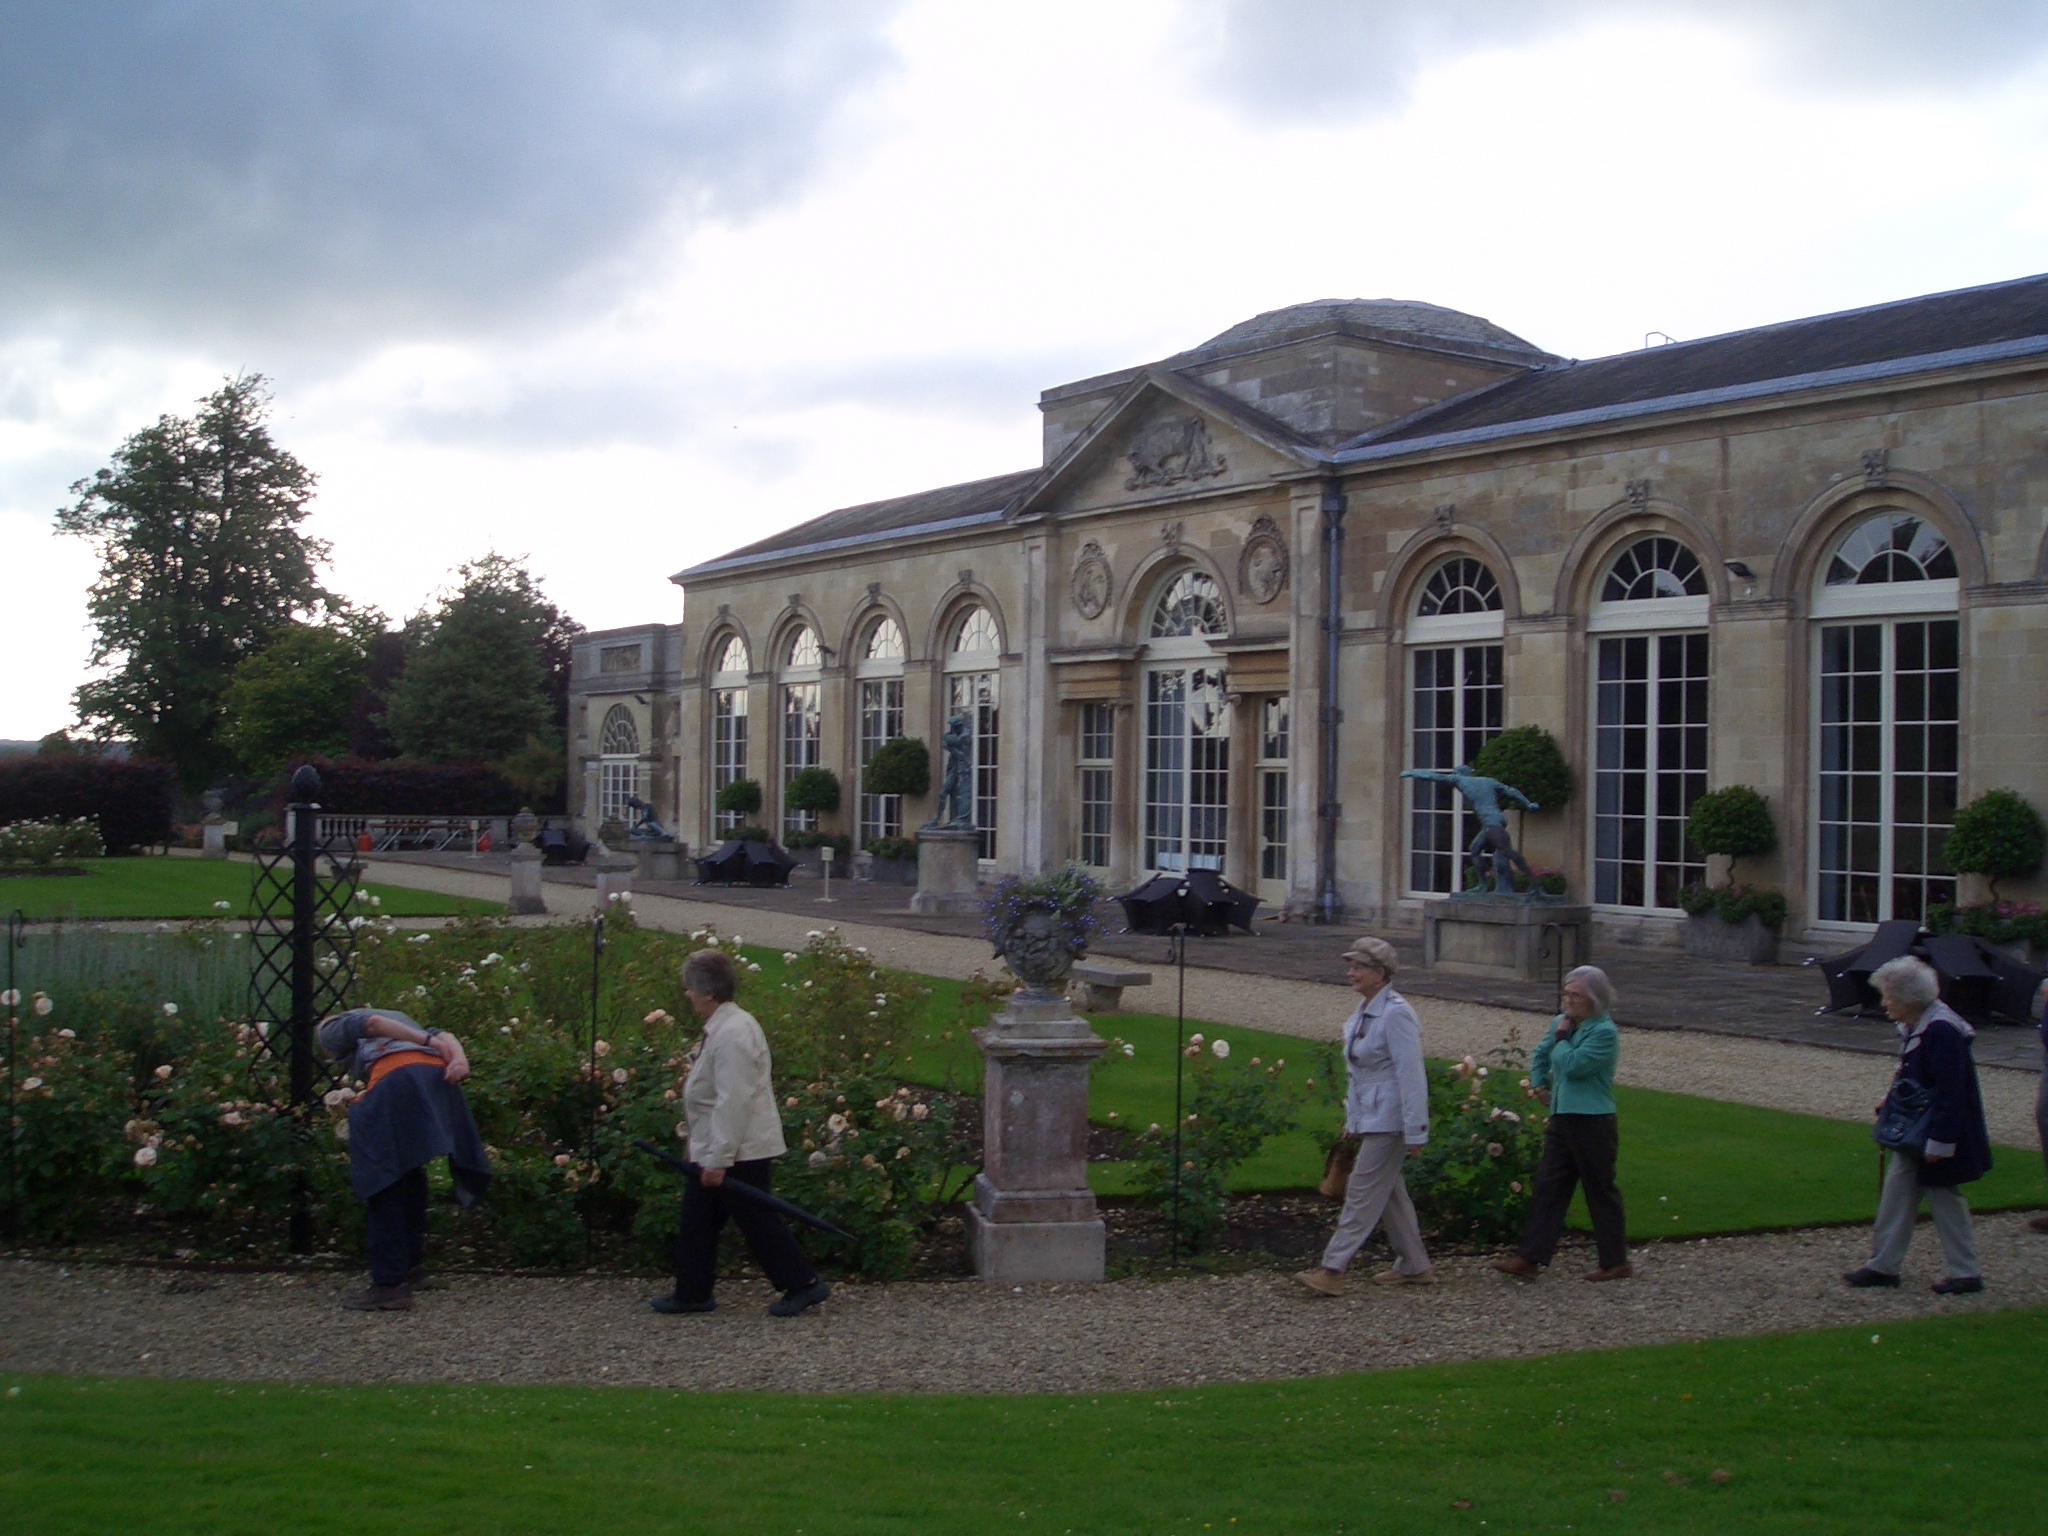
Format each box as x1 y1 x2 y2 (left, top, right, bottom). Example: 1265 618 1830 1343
507 842 548 915
966 987 1108 1284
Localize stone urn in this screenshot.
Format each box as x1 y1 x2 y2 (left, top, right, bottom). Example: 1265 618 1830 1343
983 867 1099 1001
999 908 1080 993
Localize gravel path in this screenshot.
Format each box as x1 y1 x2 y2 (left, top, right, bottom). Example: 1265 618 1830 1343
5 1215 2045 1394
361 859 2048 1146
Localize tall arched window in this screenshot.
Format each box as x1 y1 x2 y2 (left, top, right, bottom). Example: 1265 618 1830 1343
857 615 906 847
780 625 823 837
598 704 640 830
944 605 1000 858
1588 535 1710 909
709 634 749 835
1143 571 1229 873
1812 513 1961 925
1406 556 1504 894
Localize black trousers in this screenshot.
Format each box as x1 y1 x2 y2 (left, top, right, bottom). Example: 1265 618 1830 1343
366 1165 429 1288
1517 1112 1627 1270
673 1157 817 1303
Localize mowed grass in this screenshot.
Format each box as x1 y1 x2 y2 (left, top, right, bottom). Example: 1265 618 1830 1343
0 856 499 919
878 995 2048 1238
5 1307 2044 1535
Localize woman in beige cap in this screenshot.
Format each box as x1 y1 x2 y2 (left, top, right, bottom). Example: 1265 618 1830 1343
1296 936 1435 1295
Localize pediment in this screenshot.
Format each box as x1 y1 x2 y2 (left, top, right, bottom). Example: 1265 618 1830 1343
1014 369 1322 522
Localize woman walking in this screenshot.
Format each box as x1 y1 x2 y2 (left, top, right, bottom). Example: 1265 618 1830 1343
1493 965 1630 1282
1845 955 1990 1293
1296 936 1434 1296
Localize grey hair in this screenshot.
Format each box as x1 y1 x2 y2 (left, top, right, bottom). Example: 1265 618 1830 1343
681 947 738 1003
1563 965 1616 1016
1871 955 1940 1011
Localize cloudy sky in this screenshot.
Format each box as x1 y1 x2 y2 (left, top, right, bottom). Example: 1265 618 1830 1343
4 0 2048 739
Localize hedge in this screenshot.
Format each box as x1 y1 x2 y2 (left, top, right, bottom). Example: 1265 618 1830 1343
276 758 523 816
0 757 175 852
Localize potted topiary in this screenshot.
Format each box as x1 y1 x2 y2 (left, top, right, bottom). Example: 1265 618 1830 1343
714 777 764 844
782 768 842 873
862 737 931 801
863 834 920 885
1945 788 2046 902
1679 785 1783 963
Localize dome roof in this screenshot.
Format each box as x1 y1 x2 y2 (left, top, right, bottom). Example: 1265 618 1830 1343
1176 299 1551 366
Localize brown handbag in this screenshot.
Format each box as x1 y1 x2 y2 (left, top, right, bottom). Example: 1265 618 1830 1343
1319 1134 1362 1198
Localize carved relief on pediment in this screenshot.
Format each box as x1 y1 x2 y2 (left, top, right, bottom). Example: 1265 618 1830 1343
1238 513 1289 605
1071 540 1113 620
1125 415 1228 491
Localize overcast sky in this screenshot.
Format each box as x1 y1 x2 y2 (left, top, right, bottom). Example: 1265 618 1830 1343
4 0 2047 739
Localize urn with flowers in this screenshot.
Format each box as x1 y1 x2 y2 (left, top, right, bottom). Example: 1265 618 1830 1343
983 865 1100 993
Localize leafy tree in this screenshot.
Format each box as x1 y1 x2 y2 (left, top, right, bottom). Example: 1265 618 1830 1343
787 766 841 814
219 624 367 778
716 778 763 817
1472 724 1572 809
862 736 930 798
380 555 582 763
1685 785 1777 883
346 628 410 760
1945 788 2046 899
56 375 328 787
499 733 567 812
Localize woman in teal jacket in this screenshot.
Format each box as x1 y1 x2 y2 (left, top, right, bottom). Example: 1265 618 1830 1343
1493 965 1631 1282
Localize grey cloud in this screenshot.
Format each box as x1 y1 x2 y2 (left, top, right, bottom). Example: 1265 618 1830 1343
1193 0 2048 121
0 1 902 348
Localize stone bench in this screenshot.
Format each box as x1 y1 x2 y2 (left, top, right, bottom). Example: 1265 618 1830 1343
1068 961 1153 1013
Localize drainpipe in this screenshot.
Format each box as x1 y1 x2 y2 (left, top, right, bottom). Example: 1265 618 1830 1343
1315 478 1346 926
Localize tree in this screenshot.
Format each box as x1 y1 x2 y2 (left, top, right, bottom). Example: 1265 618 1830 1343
1471 725 1572 810
56 375 328 787
862 736 930 798
1945 788 2046 900
499 733 567 811
381 555 582 764
219 624 367 778
1685 785 1777 884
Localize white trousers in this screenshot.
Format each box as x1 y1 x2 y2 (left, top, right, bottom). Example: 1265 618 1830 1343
1321 1132 1431 1274
1868 1149 1979 1279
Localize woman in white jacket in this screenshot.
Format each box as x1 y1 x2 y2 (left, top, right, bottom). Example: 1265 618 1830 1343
1296 936 1435 1296
652 947 831 1318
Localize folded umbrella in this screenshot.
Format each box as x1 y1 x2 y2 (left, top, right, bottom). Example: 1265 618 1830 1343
631 1138 853 1239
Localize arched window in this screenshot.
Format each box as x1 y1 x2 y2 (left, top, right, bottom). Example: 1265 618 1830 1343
1150 571 1227 638
1811 513 1961 926
944 605 1000 858
863 616 904 661
714 634 749 675
785 626 821 669
709 638 749 835
1825 514 1957 585
1417 558 1501 616
1602 537 1706 601
597 705 640 830
857 615 906 846
952 606 999 655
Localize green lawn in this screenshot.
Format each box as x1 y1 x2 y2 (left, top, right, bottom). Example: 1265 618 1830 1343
884 996 2048 1238
0 857 499 919
4 1307 2043 1534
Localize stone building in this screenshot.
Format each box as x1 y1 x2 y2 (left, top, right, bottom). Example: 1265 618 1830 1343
570 273 2048 949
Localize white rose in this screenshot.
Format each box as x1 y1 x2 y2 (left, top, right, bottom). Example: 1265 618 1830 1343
153 1064 173 1080
1210 1039 1230 1059
161 1002 179 1017
21 1077 42 1092
134 1146 157 1167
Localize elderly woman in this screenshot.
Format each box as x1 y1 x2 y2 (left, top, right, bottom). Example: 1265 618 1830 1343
2034 977 2048 1236
1845 955 1991 1293
1296 936 1434 1296
653 947 830 1318
1494 965 1629 1282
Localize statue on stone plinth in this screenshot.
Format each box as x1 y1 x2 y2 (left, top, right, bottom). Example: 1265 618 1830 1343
624 795 672 843
925 710 977 831
1400 764 1540 896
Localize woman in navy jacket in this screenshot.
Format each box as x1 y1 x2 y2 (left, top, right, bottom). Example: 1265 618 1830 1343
1845 956 1990 1295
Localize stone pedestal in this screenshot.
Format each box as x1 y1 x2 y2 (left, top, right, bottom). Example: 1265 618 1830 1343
636 839 683 882
200 815 228 860
965 988 1108 1284
1422 896 1591 983
909 827 981 915
508 843 548 916
592 847 636 908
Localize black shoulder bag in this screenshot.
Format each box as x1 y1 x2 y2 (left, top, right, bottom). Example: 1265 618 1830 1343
1873 1075 1934 1155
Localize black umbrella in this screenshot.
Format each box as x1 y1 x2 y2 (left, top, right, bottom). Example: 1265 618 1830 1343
1809 919 2044 1025
694 839 796 887
632 1139 854 1239
1116 868 1259 937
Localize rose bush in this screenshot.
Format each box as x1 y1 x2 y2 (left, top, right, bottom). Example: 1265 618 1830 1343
1405 1039 1547 1244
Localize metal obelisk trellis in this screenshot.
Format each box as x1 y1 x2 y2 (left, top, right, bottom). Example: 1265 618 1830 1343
249 764 363 1253
4 908 24 1248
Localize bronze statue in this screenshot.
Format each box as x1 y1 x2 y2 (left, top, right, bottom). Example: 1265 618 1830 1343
925 710 977 831
1400 764 1539 895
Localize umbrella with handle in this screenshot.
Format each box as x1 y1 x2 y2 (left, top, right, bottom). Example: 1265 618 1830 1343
1807 919 2044 1025
631 1138 855 1240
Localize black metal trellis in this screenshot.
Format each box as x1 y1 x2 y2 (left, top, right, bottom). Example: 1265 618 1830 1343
586 909 605 1265
4 908 24 1247
247 764 364 1252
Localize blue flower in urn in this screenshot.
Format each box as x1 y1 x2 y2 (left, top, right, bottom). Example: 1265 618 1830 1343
984 865 1102 992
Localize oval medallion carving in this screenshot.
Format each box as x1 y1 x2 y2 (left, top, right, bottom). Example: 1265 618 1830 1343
1071 539 1112 620
1239 514 1289 605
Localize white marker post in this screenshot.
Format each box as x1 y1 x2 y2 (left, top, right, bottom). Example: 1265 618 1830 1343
818 842 835 903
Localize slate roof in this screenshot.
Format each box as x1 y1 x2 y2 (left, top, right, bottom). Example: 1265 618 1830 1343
1172 298 1554 369
1347 271 2048 452
674 468 1039 578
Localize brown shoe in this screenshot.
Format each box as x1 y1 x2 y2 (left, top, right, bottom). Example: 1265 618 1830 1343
1583 1263 1634 1282
1491 1255 1541 1279
2028 1213 2048 1234
1371 1267 1438 1285
1294 1268 1346 1297
342 1284 413 1312
405 1264 436 1292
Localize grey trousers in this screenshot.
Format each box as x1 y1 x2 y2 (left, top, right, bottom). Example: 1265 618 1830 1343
1321 1132 1431 1274
1867 1149 1979 1279
2037 1060 2047 1178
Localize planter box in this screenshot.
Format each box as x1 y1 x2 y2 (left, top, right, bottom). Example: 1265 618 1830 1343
1683 912 1780 964
865 856 918 885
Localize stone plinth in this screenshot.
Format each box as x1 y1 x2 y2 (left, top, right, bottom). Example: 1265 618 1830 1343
508 843 548 915
200 815 228 860
636 839 684 882
1422 897 1591 983
965 988 1107 1284
592 847 636 908
909 827 981 915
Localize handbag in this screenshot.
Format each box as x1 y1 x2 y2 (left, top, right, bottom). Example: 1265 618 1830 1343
1873 1075 1934 1155
1319 1134 1362 1198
